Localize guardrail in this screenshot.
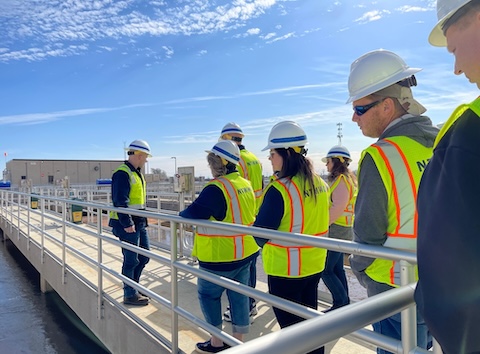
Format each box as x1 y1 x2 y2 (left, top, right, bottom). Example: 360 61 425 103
0 190 441 354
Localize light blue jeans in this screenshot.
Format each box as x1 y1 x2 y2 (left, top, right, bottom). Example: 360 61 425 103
198 262 250 334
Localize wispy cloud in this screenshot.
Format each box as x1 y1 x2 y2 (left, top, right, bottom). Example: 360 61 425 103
0 83 343 126
396 6 430 13
233 27 261 38
354 10 391 24
267 31 295 43
0 103 155 126
261 32 276 40
163 83 340 104
166 105 353 145
162 45 174 58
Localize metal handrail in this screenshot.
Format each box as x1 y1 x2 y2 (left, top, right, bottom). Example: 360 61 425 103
0 189 440 354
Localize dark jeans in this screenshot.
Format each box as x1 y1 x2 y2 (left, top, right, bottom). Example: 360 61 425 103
268 273 325 354
322 250 350 309
112 224 150 297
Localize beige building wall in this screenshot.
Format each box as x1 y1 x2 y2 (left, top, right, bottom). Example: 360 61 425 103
5 159 123 187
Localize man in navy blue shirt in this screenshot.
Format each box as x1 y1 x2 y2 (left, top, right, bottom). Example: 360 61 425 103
109 140 152 306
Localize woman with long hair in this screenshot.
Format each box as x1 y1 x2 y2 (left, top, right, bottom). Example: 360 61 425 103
321 145 357 311
254 121 329 354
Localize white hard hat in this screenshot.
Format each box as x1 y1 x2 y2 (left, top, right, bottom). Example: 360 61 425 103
321 145 351 163
347 49 422 103
262 121 307 151
221 122 244 137
126 139 152 157
429 0 473 46
206 140 240 164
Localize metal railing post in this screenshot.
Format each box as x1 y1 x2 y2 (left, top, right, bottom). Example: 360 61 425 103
27 195 31 250
9 192 13 233
62 199 67 284
170 220 179 354
41 197 45 264
400 260 416 353
97 207 104 319
17 195 20 240
178 191 185 257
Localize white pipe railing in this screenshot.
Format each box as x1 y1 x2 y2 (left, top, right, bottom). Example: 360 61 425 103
0 190 441 354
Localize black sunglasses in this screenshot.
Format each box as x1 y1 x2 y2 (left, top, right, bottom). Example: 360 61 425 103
353 99 383 116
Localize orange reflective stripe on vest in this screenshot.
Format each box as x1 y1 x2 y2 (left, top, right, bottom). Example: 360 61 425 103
361 135 433 287
193 173 258 262
372 139 417 249
262 175 329 278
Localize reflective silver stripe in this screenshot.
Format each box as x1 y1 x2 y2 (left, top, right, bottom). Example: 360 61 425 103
384 238 417 250
239 159 248 179
374 140 416 250
219 176 246 259
270 178 303 246
130 174 137 184
196 177 247 257
234 236 243 259
254 189 263 198
270 178 304 276
393 261 401 285
129 204 145 210
289 248 301 277
340 209 354 224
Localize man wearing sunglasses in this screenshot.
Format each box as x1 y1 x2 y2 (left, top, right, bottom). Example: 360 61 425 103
347 49 438 354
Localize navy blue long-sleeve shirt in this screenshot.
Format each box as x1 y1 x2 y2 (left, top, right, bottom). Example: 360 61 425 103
253 185 284 247
109 161 147 228
179 184 226 220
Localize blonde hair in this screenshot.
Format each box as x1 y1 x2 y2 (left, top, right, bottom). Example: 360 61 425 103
207 153 227 178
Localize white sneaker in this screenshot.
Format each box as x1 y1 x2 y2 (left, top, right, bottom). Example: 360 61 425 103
223 306 257 323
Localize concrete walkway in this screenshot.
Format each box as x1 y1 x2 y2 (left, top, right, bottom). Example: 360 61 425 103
0 206 375 354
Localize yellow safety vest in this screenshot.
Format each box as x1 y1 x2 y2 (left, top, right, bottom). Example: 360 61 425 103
330 174 357 227
262 174 330 278
434 96 480 148
239 149 263 207
360 137 433 287
109 164 146 220
192 172 259 263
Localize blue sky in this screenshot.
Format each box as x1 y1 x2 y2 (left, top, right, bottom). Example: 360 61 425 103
1 0 478 178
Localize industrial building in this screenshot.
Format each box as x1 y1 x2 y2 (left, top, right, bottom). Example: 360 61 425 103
4 159 123 187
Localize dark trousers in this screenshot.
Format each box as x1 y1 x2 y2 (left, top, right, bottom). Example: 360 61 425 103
268 273 325 354
112 224 150 297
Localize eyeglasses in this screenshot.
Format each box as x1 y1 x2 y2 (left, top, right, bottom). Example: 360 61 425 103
353 100 382 116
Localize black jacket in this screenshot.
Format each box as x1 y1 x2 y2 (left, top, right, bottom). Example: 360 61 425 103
415 108 480 354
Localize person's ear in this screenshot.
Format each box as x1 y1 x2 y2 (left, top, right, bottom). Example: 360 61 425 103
382 97 395 114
